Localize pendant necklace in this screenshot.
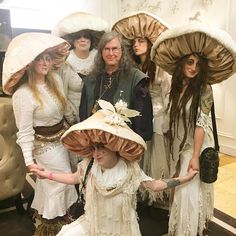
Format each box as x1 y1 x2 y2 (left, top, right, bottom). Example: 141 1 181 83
91 76 114 114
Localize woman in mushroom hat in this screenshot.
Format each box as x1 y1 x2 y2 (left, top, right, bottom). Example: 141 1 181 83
52 11 109 120
2 32 78 235
151 23 236 236
53 12 109 171
30 99 198 236
112 11 172 209
53 11 109 79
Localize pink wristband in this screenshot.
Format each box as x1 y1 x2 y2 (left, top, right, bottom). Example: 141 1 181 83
48 172 53 180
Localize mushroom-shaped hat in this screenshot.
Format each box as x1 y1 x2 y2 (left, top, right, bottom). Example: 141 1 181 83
112 11 169 44
61 100 146 161
151 23 236 84
2 32 70 95
52 11 109 46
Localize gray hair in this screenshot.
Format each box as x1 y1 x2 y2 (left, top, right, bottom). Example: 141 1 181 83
90 31 132 78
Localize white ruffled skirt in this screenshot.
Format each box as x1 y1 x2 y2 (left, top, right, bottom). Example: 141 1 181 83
168 149 214 236
32 142 78 219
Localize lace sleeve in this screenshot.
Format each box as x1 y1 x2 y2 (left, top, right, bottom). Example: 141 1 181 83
197 85 213 133
200 84 213 115
196 111 212 132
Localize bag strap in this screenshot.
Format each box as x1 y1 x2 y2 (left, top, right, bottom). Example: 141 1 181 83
81 158 94 190
76 158 94 203
211 102 220 152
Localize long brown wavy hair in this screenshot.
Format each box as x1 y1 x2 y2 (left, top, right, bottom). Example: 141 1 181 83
89 31 132 78
168 53 209 153
131 38 156 83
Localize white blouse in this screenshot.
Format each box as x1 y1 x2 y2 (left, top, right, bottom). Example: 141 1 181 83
12 76 65 166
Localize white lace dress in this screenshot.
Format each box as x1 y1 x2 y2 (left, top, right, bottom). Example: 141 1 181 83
12 80 78 219
168 101 214 236
57 158 152 236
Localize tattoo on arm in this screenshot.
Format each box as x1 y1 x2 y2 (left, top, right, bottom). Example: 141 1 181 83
162 178 181 189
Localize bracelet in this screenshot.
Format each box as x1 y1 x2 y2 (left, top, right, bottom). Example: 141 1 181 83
48 172 53 180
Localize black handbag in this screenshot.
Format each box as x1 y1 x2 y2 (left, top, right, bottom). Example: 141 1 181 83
67 159 94 221
200 102 219 183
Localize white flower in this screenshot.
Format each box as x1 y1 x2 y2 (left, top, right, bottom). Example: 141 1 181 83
97 99 141 127
115 99 128 113
104 113 126 126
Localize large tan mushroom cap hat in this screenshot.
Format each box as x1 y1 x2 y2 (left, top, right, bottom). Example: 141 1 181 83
2 32 70 95
112 11 169 44
61 100 146 161
151 23 236 84
52 11 109 44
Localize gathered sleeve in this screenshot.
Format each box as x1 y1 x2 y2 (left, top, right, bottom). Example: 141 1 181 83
195 85 215 147
134 162 165 202
12 86 35 166
196 85 213 132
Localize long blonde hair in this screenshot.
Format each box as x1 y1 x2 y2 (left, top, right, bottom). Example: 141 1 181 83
27 66 67 111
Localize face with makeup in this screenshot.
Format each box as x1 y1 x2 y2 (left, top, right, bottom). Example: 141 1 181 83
73 36 91 53
32 53 52 76
132 37 148 57
183 54 200 79
73 30 92 53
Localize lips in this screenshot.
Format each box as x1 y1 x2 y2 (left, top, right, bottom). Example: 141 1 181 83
189 71 197 75
79 43 88 46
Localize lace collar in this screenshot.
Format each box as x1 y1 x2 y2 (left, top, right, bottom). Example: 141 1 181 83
67 49 97 75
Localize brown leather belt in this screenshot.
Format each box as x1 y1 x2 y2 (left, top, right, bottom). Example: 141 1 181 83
34 119 65 136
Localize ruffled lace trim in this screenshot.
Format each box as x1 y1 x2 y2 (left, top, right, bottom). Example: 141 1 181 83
67 49 97 75
37 83 63 113
196 111 213 138
168 183 214 236
198 183 214 235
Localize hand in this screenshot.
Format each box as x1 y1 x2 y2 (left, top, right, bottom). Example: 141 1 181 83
188 157 199 171
30 167 49 179
28 163 44 172
186 168 199 180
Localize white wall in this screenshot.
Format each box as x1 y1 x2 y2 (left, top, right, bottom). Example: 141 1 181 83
215 0 236 156
0 0 120 30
